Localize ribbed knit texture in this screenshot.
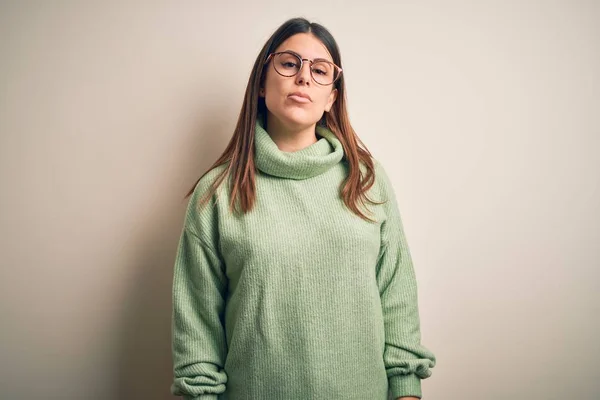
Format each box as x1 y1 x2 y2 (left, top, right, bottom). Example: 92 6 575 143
171 119 436 400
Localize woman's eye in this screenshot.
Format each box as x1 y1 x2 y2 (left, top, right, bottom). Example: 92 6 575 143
313 68 326 75
282 62 298 68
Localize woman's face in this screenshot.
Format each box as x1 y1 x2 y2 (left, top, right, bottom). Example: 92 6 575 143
260 33 338 131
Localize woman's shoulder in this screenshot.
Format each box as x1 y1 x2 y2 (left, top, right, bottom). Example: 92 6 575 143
362 156 396 203
184 162 230 230
188 162 231 203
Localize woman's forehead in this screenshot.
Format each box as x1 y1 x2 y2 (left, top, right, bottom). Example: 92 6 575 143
274 33 333 62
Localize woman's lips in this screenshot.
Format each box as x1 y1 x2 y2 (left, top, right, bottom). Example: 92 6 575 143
288 94 311 103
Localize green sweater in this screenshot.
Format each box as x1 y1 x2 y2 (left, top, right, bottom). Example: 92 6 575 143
170 119 436 400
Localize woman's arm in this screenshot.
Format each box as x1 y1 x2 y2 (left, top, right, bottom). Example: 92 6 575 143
171 225 228 399
171 178 229 399
374 160 436 400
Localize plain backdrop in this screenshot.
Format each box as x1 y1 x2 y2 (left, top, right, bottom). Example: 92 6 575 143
1 1 598 399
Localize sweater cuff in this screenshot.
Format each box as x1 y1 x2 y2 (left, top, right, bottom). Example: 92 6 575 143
184 395 218 400
389 374 422 399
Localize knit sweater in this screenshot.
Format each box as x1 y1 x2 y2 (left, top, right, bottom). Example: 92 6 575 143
170 119 436 400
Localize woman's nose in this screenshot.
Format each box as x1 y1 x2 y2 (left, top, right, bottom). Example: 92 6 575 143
295 62 311 86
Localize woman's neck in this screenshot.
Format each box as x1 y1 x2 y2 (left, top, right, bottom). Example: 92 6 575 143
265 112 319 153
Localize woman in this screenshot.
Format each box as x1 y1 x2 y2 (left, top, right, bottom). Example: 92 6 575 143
170 17 436 400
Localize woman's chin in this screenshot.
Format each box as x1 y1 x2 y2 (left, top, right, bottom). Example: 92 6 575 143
279 109 319 128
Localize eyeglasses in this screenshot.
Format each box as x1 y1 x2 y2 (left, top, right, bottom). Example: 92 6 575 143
264 51 343 86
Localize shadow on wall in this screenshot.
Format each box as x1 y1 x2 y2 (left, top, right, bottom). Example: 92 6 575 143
114 105 232 400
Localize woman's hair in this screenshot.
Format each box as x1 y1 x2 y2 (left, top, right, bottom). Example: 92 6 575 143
186 17 382 221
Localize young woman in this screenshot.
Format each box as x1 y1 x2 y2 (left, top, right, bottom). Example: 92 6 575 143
170 17 436 400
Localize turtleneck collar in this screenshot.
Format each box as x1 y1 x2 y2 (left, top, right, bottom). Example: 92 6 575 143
254 116 344 180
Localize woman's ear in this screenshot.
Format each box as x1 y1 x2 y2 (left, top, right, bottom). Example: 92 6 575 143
324 88 338 112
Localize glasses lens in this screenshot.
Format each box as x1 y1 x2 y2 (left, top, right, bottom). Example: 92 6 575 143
273 52 300 77
311 60 336 85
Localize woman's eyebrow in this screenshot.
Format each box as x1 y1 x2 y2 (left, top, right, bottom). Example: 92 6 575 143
283 49 333 62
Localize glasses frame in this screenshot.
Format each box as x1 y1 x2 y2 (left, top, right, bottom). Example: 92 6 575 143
264 50 343 86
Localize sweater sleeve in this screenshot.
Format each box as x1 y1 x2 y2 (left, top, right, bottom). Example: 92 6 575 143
374 160 436 400
170 180 229 399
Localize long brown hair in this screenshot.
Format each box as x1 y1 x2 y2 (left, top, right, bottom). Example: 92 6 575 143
186 17 383 221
